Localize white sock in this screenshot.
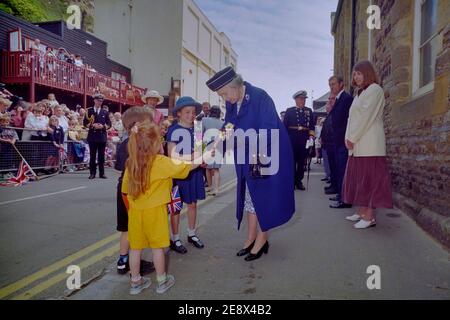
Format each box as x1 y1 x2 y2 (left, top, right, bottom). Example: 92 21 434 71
187 228 196 237
131 275 141 283
171 234 180 242
157 273 167 284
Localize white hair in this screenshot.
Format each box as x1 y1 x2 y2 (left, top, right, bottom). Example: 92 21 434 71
227 74 244 88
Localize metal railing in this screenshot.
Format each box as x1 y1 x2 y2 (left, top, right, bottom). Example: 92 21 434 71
1 50 146 106
0 127 119 174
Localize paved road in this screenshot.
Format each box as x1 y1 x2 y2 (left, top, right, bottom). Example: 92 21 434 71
0 166 236 299
71 164 450 300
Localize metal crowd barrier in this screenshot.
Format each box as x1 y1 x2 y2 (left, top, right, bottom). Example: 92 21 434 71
0 127 119 174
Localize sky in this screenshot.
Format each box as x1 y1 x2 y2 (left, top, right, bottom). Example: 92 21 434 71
195 0 338 113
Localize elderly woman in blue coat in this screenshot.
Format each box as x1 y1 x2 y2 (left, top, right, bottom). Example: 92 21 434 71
206 67 295 261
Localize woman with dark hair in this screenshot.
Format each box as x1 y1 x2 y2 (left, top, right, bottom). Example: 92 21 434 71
342 60 393 229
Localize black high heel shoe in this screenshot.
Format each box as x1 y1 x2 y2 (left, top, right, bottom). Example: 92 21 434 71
236 241 255 257
244 241 269 261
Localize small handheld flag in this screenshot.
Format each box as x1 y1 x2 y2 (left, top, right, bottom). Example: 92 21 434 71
167 185 183 215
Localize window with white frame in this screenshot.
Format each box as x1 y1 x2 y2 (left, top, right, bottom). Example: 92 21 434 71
413 0 443 95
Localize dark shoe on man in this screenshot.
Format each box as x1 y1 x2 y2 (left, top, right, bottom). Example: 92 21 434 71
330 202 353 209
88 175 95 180
321 177 329 181
99 175 107 179
188 235 205 249
170 240 188 254
140 260 155 275
329 196 339 201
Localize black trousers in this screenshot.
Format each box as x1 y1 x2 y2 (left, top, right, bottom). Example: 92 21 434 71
324 144 338 190
291 136 308 185
334 145 349 201
88 142 106 176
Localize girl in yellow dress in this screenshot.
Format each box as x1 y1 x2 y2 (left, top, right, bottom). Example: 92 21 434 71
121 120 213 295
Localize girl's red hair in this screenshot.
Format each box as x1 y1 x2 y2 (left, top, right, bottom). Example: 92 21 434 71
125 120 162 199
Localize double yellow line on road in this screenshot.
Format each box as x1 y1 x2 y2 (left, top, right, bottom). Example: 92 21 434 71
0 233 120 300
0 179 237 300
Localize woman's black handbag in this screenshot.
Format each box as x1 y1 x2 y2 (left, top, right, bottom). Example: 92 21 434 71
250 154 270 179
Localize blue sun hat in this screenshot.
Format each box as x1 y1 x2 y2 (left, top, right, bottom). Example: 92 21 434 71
173 96 202 116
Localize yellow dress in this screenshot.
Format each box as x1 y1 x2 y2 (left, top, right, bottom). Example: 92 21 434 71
122 155 191 250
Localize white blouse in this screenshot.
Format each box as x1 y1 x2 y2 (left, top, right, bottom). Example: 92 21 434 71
25 113 49 137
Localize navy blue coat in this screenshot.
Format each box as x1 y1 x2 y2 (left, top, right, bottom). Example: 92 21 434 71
224 82 295 232
330 91 353 147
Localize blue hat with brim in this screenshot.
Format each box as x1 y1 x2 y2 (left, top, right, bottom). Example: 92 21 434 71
206 66 237 92
173 96 202 116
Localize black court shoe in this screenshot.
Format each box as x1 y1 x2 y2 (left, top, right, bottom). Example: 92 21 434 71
236 241 255 257
245 241 269 262
170 240 188 254
188 235 205 249
296 183 306 191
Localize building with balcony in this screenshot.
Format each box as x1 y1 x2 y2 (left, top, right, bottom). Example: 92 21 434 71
93 0 238 114
0 10 146 112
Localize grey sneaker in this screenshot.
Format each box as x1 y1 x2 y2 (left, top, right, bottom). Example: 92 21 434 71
129 277 151 295
156 274 175 294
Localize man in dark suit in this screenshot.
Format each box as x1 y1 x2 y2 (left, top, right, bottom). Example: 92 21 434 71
83 93 111 179
321 94 337 192
328 76 353 209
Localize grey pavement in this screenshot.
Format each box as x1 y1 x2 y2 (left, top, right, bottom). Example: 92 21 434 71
0 166 236 299
71 164 450 300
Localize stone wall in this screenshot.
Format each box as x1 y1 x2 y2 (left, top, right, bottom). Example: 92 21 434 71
333 0 353 90
354 0 370 63
333 0 450 248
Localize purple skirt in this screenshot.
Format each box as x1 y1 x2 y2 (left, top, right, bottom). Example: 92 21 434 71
342 156 393 209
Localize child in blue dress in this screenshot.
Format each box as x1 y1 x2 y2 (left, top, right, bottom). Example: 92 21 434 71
166 97 205 254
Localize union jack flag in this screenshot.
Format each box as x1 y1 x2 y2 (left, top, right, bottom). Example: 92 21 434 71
0 160 36 187
167 185 183 215
59 147 67 161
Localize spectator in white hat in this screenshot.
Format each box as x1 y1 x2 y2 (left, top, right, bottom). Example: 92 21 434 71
142 90 164 125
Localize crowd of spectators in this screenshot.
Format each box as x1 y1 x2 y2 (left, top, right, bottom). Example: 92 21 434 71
0 86 124 174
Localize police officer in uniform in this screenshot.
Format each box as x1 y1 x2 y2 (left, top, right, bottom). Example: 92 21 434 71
83 93 111 180
283 90 315 190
